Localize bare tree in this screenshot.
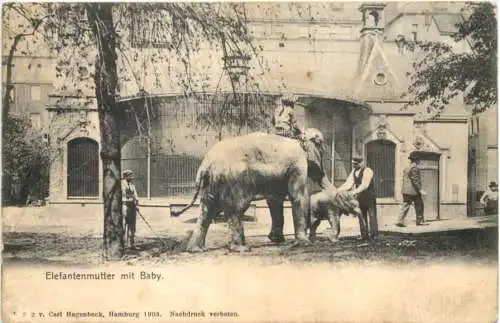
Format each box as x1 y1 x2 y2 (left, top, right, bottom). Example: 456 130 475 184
2 4 53 120
39 3 265 259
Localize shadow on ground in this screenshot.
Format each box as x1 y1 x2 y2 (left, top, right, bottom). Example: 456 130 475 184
2 227 497 266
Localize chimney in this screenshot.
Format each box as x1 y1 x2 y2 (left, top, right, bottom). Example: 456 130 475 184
357 3 386 76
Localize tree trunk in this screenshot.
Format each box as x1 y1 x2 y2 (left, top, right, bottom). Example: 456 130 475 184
2 37 20 204
2 34 23 124
87 4 124 260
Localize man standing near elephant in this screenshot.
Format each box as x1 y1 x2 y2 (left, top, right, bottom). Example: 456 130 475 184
338 155 377 240
396 152 426 227
122 170 139 249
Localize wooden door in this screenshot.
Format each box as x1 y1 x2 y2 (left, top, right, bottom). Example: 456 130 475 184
366 140 396 198
418 155 440 220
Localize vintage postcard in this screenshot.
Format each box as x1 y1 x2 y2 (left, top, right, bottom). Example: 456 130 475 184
2 2 497 322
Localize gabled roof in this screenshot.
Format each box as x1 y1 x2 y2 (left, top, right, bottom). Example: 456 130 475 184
352 37 405 101
432 13 463 35
385 11 464 37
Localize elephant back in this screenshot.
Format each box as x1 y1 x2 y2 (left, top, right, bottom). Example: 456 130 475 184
200 132 308 181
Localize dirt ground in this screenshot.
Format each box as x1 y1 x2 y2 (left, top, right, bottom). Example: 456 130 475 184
2 205 497 266
2 205 498 323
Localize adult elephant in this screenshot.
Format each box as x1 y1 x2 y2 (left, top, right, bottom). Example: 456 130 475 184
171 128 332 253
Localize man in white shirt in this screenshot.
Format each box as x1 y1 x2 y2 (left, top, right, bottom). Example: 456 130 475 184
480 181 498 215
338 155 378 240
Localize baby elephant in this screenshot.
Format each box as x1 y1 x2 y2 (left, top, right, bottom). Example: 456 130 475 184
309 190 361 242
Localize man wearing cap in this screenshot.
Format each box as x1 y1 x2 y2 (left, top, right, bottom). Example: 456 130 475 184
480 181 498 215
396 152 426 227
122 170 139 249
338 155 377 240
272 94 303 139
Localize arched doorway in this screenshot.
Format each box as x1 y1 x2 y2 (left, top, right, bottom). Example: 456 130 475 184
67 138 99 198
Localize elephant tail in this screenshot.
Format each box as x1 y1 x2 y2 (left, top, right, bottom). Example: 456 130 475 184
170 168 206 217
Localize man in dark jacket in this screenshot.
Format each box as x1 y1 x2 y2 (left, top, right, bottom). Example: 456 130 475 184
396 152 426 227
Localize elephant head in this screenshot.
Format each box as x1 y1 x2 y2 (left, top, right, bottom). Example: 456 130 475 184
303 128 326 170
302 128 336 193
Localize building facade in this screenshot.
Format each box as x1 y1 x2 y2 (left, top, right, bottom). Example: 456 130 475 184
37 3 486 220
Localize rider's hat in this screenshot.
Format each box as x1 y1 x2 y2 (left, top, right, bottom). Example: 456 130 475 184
352 155 363 163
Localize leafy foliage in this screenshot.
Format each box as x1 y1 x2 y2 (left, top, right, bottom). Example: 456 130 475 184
2 115 50 204
2 3 53 120
403 3 497 115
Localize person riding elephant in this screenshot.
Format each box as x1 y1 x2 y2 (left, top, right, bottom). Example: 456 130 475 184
272 94 303 140
273 94 335 195
171 129 330 253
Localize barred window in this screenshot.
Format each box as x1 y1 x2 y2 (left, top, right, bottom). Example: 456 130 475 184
67 138 99 198
366 139 396 198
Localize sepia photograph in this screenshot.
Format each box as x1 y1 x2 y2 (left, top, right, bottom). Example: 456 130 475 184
1 1 498 322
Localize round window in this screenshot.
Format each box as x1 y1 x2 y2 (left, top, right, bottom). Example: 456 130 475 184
373 72 387 85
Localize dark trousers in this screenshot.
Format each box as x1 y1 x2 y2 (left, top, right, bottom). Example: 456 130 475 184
484 202 498 215
358 200 378 239
398 194 424 224
123 203 137 247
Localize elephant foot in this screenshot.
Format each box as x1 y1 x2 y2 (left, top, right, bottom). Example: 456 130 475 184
358 235 371 242
308 233 318 242
186 243 207 253
327 235 340 243
268 233 285 244
228 243 251 253
290 237 311 248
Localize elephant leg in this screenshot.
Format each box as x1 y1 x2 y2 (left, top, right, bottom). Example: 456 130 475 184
327 209 341 242
187 198 217 253
227 208 251 253
289 175 310 245
266 198 285 243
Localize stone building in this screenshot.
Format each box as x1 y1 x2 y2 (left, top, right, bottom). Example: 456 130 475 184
41 3 491 220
